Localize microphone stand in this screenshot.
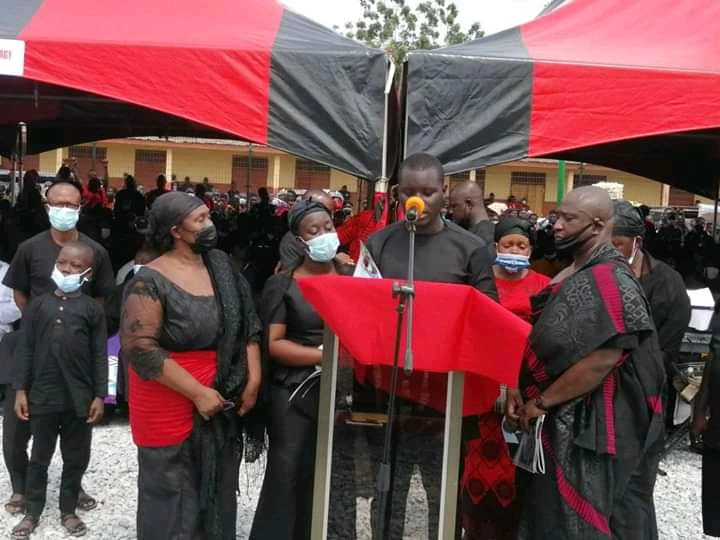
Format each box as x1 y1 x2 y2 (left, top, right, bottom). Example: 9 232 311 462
375 214 417 540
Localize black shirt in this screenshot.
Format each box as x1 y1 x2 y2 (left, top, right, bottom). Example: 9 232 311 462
14 292 108 417
113 188 146 219
469 220 496 246
3 231 115 301
639 253 691 369
366 220 498 300
262 272 324 385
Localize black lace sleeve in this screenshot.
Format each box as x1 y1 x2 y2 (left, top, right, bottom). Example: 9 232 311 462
120 274 168 380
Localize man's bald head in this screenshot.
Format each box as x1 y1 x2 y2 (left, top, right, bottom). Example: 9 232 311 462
449 181 489 228
303 189 333 212
451 181 485 203
562 186 614 221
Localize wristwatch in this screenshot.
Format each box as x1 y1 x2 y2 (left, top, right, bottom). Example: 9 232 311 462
535 396 549 412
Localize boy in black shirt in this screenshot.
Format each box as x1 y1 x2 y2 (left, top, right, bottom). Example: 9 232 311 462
11 241 107 539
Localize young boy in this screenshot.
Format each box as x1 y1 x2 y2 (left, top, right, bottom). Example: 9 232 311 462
11 241 108 538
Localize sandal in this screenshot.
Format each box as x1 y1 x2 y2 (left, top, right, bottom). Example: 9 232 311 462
4 494 26 515
76 491 97 512
11 515 37 539
61 514 87 537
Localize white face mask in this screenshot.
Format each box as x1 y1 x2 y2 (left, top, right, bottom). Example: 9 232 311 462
628 238 639 265
51 265 90 294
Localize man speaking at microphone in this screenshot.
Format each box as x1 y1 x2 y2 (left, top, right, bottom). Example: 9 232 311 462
364 153 497 539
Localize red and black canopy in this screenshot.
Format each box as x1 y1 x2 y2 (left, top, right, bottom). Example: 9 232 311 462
0 0 387 179
406 0 720 196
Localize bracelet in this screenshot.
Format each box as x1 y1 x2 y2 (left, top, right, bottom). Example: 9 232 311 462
535 396 549 412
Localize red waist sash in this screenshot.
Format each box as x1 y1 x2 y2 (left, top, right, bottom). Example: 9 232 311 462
129 350 217 448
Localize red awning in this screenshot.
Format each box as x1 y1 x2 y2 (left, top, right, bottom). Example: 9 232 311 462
0 0 388 179
406 0 720 196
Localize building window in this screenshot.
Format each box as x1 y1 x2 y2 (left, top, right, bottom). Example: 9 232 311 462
69 145 107 160
295 159 331 190
510 171 546 185
449 169 486 192
573 174 607 188
296 160 331 174
232 156 269 170
135 150 166 163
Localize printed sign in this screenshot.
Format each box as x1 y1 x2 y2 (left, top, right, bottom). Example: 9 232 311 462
0 39 25 76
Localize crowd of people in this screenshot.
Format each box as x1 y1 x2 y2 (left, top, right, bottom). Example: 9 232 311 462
0 153 716 539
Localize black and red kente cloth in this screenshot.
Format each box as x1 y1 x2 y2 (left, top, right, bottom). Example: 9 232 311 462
518 244 665 539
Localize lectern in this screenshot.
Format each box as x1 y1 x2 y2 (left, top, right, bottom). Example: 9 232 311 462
297 276 529 540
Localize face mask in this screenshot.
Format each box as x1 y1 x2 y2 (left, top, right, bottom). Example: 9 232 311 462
304 232 340 263
190 224 218 254
48 206 80 232
627 238 639 265
554 222 594 257
51 266 90 294
496 253 531 273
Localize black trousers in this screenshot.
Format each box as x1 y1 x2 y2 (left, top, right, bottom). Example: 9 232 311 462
26 411 91 517
137 437 240 540
2 385 31 495
250 383 317 540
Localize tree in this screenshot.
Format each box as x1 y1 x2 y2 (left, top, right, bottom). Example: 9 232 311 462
336 0 484 64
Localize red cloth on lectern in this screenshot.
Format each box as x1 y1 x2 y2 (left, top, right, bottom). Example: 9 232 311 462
296 276 531 415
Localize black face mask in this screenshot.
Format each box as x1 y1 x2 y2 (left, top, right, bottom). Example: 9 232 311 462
554 222 594 257
191 224 218 254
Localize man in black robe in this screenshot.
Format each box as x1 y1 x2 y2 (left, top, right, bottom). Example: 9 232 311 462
448 181 495 246
612 201 690 379
513 187 665 539
365 153 496 539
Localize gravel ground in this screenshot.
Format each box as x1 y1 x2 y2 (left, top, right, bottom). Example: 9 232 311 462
0 418 710 539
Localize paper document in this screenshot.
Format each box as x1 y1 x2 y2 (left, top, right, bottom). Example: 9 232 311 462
353 242 382 279
687 288 715 331
513 414 546 474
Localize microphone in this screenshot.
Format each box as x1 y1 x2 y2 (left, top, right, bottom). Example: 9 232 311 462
405 196 426 222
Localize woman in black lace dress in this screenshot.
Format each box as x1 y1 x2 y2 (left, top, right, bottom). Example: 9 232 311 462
120 192 263 540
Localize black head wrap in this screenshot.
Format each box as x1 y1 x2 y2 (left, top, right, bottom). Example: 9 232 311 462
494 216 533 243
288 200 330 235
613 201 645 238
147 191 204 251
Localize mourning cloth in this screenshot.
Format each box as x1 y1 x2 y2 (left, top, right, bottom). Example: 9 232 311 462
613 201 646 237
288 200 329 234
147 192 204 244
494 216 532 242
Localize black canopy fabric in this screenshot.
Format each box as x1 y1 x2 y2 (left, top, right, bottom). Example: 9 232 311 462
405 0 720 197
0 0 388 180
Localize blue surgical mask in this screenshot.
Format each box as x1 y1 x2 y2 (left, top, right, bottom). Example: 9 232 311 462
304 232 340 263
48 206 80 232
495 253 530 273
51 265 90 294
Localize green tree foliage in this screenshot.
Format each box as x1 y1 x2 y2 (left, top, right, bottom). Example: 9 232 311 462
336 0 484 63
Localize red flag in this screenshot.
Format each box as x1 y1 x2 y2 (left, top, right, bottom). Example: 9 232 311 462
297 276 531 415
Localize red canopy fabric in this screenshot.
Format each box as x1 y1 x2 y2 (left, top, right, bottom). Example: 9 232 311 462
297 276 530 415
0 0 387 179
406 0 720 197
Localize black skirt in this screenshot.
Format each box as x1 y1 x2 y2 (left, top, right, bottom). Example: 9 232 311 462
703 447 720 537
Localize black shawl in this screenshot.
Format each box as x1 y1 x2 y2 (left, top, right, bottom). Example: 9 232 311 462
193 249 263 538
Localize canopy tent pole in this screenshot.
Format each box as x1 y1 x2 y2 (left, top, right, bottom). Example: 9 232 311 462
10 150 17 206
713 178 719 242
557 160 566 204
376 60 396 194
247 143 252 198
